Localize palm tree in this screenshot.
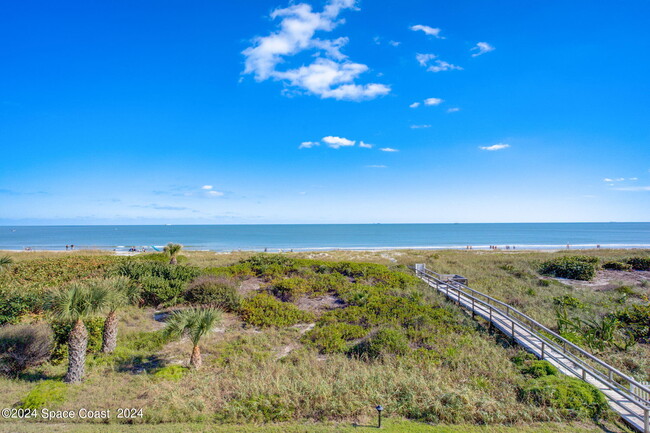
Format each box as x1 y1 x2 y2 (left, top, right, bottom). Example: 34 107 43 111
0 256 13 271
163 308 221 369
49 282 108 383
163 243 183 265
96 277 140 354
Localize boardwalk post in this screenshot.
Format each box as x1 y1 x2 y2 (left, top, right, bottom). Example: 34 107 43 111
541 341 545 359
511 320 515 343
644 407 648 433
582 368 586 380
471 297 475 318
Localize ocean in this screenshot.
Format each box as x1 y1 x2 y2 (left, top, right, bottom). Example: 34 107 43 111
0 223 649 252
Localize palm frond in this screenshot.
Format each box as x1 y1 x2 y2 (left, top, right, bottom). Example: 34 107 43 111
0 256 13 270
163 243 183 256
162 307 222 345
48 281 110 322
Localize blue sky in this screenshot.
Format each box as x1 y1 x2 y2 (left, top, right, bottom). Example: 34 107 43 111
1 0 649 224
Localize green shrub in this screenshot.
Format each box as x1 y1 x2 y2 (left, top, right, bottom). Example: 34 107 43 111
21 381 67 409
602 261 632 271
152 365 188 380
614 285 635 296
0 289 41 325
520 360 558 378
139 276 185 306
612 304 650 340
112 261 200 306
519 375 608 419
626 257 650 271
539 256 598 280
552 295 584 310
185 275 241 311
511 350 538 366
270 277 312 301
50 317 104 362
271 273 347 301
302 322 366 353
0 323 53 376
239 294 315 327
350 327 410 359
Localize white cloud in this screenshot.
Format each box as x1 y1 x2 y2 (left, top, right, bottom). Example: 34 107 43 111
201 185 213 190
480 143 510 151
603 178 625 182
409 102 420 108
611 186 650 191
471 42 495 57
630 177 638 181
410 124 431 129
366 165 387 168
299 141 320 149
447 107 460 113
410 24 443 39
427 60 463 73
416 53 436 67
380 147 399 152
415 53 462 73
359 141 373 148
206 190 224 197
389 40 401 47
424 97 443 106
322 135 355 148
242 0 390 101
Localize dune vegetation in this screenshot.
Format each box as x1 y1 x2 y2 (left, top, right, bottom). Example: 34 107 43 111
0 248 647 432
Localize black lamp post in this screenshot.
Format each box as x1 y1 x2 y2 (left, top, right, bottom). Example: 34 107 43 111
375 405 383 428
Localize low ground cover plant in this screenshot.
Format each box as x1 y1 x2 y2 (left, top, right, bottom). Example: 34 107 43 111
185 275 241 311
539 256 599 281
0 249 646 428
240 293 315 327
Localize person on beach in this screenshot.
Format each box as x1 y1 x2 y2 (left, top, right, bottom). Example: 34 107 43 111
65 245 69 250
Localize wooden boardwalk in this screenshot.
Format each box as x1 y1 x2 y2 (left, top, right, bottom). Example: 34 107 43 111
414 265 650 433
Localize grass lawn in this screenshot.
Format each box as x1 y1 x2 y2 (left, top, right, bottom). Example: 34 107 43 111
0 419 628 433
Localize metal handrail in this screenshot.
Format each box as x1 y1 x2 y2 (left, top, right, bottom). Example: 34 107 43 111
415 266 650 409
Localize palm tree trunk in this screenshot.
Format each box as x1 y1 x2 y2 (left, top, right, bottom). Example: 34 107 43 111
189 345 202 369
169 255 177 265
101 310 118 353
64 319 88 383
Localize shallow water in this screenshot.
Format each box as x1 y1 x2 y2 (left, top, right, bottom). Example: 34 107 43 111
1 222 649 252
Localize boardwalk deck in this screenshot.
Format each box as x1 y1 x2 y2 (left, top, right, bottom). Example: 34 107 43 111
414 265 650 433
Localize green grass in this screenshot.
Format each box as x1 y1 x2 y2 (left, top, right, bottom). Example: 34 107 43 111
0 419 627 433
1 249 647 431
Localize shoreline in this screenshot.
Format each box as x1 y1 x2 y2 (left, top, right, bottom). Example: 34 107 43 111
2 244 650 254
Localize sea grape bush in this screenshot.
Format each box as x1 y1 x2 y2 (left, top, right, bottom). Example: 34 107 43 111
601 261 633 271
239 293 315 327
0 289 41 325
539 256 599 280
626 256 650 271
50 318 104 362
112 261 201 306
519 375 608 419
185 275 241 311
301 322 366 353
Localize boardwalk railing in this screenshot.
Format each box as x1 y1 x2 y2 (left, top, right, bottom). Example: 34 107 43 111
413 264 650 433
